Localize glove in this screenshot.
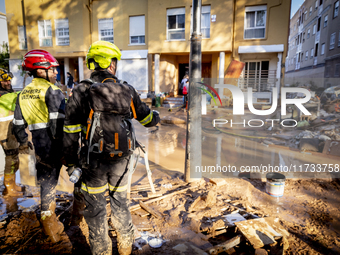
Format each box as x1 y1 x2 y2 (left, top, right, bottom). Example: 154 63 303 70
18 141 33 154
153 110 160 124
66 166 75 176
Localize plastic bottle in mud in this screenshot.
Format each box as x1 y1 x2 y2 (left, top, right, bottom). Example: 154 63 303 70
69 168 82 183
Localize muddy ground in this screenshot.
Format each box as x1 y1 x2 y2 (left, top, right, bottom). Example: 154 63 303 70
0 176 339 254
1 107 340 254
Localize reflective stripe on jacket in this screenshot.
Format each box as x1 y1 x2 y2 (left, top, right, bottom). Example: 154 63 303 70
13 78 65 161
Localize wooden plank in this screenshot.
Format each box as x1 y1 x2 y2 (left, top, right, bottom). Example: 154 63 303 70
129 184 197 212
205 235 243 255
235 217 288 249
133 208 150 217
139 201 163 219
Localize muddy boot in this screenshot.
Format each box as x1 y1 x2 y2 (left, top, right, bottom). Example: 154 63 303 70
116 231 134 255
3 174 24 196
40 202 64 243
70 188 85 226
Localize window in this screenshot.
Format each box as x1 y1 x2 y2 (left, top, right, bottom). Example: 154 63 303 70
129 16 145 44
307 29 310 38
311 48 314 58
301 52 304 62
294 24 296 31
321 43 325 55
338 31 340 46
244 5 267 39
167 8 185 40
334 1 339 18
313 24 316 34
310 6 313 15
18 26 27 50
201 6 211 38
38 20 52 47
330 32 336 49
304 11 308 21
303 32 305 42
335 64 340 77
315 0 318 10
98 18 114 43
55 19 69 46
305 51 309 60
191 6 211 38
324 15 328 27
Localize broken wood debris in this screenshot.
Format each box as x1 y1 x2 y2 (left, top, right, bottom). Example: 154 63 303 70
139 201 163 219
129 184 198 212
205 235 244 255
234 217 289 249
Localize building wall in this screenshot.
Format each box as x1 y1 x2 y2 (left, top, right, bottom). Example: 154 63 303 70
286 0 340 85
147 0 233 54
5 0 291 93
5 0 90 59
234 0 291 60
0 12 9 51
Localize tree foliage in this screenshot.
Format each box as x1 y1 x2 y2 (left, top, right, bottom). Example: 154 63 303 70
0 42 9 70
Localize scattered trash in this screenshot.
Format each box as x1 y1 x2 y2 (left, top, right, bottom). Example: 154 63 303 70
162 183 173 189
148 237 164 248
296 120 310 128
222 213 246 226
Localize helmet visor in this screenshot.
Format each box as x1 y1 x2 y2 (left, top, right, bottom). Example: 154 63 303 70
1 72 13 81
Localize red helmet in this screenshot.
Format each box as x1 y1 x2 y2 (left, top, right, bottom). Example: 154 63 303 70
22 49 59 72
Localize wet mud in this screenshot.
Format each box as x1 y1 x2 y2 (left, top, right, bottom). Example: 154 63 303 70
0 108 339 254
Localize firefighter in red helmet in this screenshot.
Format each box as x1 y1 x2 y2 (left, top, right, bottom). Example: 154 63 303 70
12 49 65 243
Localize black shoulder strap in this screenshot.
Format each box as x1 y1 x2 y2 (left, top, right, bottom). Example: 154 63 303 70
81 78 94 84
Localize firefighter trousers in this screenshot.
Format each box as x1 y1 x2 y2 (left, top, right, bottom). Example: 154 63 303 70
36 160 61 211
81 157 133 255
0 132 19 175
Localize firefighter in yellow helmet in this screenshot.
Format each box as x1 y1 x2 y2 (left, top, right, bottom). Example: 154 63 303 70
63 41 159 255
0 68 26 196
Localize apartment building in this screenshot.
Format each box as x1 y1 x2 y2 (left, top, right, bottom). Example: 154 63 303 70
0 12 9 52
5 0 290 96
285 0 340 87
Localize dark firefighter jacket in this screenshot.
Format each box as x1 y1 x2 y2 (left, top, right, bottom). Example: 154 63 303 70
0 86 14 97
12 78 65 162
63 70 159 166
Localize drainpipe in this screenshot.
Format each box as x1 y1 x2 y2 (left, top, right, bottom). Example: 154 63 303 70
86 0 93 44
21 0 27 49
232 0 236 59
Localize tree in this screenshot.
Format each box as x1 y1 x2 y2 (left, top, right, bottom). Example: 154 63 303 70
17 55 29 88
0 42 9 70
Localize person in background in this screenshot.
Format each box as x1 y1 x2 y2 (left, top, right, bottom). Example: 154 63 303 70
67 72 74 89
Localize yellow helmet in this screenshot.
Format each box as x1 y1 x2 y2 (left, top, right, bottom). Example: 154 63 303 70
86 41 122 70
0 68 13 82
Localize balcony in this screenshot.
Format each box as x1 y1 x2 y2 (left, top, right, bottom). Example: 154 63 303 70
297 44 302 53
238 70 277 92
315 31 320 44
298 25 303 33
295 62 301 70
318 4 323 15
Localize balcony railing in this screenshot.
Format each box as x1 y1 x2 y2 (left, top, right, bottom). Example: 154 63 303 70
298 24 303 33
238 70 277 92
296 62 301 70
315 31 320 43
318 4 323 15
297 44 302 52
